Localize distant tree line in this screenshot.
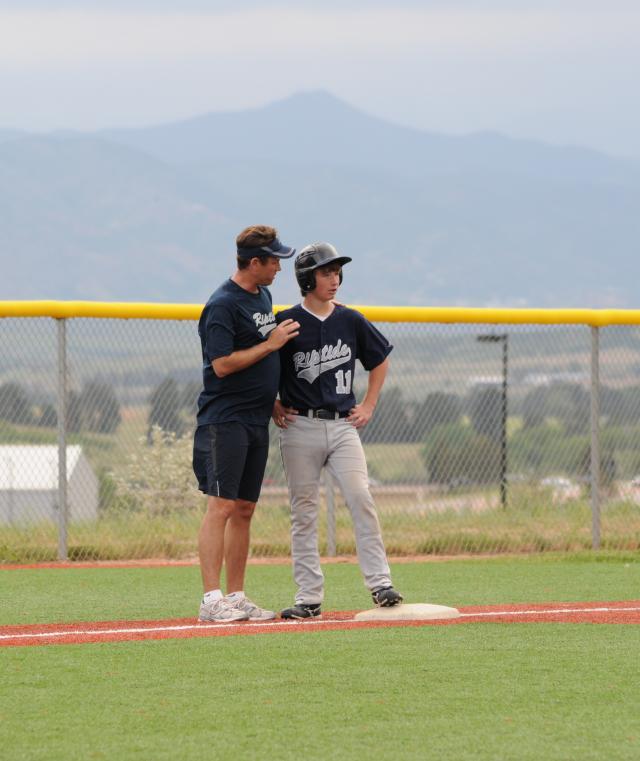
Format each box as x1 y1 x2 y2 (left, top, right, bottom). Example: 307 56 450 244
360 381 640 444
3 377 640 486
4 378 639 442
0 376 204 439
0 380 121 433
0 376 201 440
359 382 640 485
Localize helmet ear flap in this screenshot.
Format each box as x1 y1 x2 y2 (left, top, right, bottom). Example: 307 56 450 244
295 247 318 292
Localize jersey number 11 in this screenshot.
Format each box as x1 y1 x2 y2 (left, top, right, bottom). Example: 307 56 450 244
335 369 352 394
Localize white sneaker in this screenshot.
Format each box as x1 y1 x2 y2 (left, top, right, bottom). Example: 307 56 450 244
227 596 276 621
198 597 249 623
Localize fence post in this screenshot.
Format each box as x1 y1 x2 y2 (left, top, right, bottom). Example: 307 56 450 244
500 334 508 510
323 469 336 557
57 318 68 561
590 326 601 550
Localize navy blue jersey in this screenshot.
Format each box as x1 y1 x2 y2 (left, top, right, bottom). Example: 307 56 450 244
196 279 279 427
277 304 392 413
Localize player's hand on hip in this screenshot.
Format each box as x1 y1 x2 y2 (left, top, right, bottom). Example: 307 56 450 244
272 398 298 429
267 319 300 350
347 402 374 428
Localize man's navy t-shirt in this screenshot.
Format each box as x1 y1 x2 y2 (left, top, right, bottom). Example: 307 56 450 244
196 279 279 427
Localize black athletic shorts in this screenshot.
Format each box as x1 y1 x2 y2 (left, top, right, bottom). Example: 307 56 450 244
192 422 270 503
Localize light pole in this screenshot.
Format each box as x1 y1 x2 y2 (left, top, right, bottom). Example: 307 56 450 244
476 333 508 509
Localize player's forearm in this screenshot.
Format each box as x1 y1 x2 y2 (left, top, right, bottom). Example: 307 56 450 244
212 318 301 378
361 358 389 409
212 343 274 378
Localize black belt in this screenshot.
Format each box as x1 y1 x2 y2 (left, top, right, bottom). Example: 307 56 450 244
299 408 349 420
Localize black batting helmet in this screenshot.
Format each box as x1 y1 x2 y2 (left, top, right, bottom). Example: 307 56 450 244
294 243 352 293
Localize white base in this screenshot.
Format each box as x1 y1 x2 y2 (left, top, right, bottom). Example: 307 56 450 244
354 603 461 622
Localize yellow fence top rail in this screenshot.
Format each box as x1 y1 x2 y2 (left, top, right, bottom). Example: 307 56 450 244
0 300 203 321
1 300 640 326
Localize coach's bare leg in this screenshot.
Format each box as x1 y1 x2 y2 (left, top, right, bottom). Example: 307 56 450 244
198 496 237 592
224 499 256 592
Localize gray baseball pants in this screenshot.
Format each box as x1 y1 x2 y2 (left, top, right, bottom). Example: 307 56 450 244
279 416 392 605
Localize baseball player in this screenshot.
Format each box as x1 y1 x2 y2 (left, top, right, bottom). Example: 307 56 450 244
273 243 403 619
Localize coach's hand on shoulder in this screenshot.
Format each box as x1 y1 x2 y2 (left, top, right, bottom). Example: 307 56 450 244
267 319 300 350
272 399 298 429
347 401 375 428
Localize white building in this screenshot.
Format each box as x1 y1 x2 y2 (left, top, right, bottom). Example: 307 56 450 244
0 445 98 525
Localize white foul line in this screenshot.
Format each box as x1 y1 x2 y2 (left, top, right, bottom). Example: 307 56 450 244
0 618 349 642
3 605 640 642
460 605 640 618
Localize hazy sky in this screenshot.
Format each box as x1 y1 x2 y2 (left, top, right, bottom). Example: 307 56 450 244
1 0 639 157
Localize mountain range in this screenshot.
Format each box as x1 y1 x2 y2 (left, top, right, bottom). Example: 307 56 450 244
1 91 639 307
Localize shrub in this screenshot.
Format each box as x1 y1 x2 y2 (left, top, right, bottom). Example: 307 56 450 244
111 426 203 516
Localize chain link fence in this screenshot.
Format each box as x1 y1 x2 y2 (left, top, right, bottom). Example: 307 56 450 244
1 303 640 563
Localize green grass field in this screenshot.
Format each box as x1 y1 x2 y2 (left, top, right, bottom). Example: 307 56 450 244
2 557 640 760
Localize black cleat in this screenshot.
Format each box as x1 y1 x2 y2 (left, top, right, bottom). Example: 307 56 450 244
372 587 403 608
280 603 322 620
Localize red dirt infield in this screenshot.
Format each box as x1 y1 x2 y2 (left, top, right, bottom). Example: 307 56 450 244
2 600 639 648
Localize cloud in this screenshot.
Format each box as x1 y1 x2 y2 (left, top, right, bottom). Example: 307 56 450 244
0 7 638 67
0 2 638 153
0 0 637 9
